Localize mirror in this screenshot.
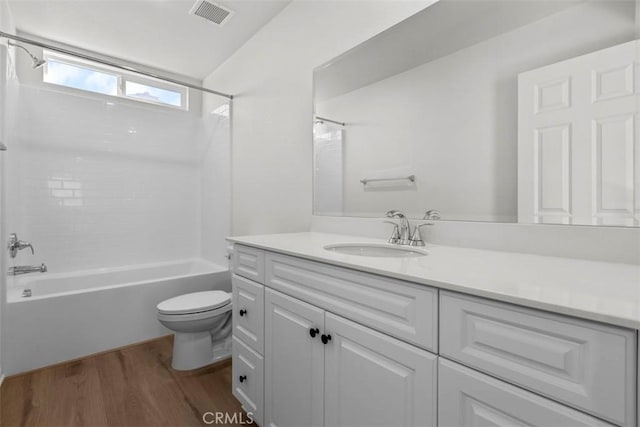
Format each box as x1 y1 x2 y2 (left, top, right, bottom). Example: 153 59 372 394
313 0 639 226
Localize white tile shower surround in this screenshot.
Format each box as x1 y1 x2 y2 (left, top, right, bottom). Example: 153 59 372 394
6 84 230 272
228 232 640 329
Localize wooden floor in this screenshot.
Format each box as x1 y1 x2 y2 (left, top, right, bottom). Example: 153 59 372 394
0 336 253 427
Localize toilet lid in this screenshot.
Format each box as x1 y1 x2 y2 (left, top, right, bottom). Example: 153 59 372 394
157 291 231 315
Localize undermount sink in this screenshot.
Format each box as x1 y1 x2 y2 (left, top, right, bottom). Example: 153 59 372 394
323 243 428 258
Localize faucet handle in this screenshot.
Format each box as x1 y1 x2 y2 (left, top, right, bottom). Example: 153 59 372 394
385 210 406 219
423 210 441 220
409 222 433 247
19 241 34 255
384 220 401 244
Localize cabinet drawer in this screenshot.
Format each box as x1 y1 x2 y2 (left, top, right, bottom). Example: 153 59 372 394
265 252 438 352
438 358 614 427
232 245 265 283
232 274 265 354
440 291 637 427
232 336 264 426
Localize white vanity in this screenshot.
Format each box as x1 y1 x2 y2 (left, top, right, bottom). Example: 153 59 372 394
228 232 639 427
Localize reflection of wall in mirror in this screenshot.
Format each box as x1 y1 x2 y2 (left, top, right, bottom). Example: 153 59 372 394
313 121 344 216
315 1 636 222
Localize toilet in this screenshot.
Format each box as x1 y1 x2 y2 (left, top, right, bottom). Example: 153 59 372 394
157 290 232 370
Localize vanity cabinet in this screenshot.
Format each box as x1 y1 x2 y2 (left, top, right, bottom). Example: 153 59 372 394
264 288 325 427
232 271 266 426
231 243 638 427
438 359 612 427
265 252 438 352
440 292 637 427
232 275 265 354
264 287 438 427
323 311 437 427
232 336 264 424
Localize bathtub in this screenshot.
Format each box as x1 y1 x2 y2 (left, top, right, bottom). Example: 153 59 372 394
5 259 230 375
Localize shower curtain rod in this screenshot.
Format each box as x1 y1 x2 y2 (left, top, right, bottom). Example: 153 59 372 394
315 116 345 126
0 31 233 100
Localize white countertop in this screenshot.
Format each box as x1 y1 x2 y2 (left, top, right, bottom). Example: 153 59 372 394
228 232 640 330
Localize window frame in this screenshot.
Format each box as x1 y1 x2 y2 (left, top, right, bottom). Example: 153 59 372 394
42 50 189 111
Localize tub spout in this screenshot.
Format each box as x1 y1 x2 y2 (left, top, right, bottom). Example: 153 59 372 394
7 263 47 275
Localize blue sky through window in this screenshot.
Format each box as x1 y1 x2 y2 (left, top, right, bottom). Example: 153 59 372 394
42 51 187 110
125 81 181 107
44 60 118 96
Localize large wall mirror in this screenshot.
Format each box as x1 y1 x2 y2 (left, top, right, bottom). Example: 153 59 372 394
313 0 639 227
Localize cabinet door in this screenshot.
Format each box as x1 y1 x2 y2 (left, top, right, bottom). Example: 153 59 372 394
264 289 325 427
440 291 636 427
438 359 613 427
232 337 264 426
232 274 265 354
324 313 437 427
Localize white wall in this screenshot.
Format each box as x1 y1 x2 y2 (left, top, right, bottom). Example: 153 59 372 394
316 1 635 221
204 0 434 235
0 0 17 385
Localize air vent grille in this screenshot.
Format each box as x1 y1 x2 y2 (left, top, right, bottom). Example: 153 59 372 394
190 1 234 26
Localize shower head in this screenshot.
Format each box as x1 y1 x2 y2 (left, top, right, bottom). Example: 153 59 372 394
7 40 46 69
32 57 47 69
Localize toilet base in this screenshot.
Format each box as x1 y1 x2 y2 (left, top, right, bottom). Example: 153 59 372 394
171 331 215 370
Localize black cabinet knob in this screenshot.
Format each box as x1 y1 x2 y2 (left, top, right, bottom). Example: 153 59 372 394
239 309 247 317
239 375 247 383
309 327 320 338
321 334 332 345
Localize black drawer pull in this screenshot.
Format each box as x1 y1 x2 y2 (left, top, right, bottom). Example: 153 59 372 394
239 375 247 383
309 327 320 338
321 334 332 345
239 309 247 317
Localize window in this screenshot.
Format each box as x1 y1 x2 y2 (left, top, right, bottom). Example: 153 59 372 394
43 50 189 110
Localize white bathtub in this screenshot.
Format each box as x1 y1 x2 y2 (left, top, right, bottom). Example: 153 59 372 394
5 259 230 375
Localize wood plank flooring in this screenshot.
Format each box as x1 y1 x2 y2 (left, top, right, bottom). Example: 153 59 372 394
0 335 254 427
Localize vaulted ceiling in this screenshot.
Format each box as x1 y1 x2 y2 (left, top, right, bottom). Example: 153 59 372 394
6 0 291 80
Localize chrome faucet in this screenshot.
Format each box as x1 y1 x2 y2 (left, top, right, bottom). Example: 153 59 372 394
385 210 434 247
7 263 47 276
8 233 34 258
385 210 411 245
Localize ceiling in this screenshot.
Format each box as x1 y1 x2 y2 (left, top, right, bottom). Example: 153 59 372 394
6 0 291 80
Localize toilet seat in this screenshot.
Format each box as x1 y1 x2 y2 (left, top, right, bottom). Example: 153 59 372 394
157 291 231 315
157 303 232 323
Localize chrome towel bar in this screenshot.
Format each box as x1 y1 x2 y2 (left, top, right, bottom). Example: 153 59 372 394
360 175 415 185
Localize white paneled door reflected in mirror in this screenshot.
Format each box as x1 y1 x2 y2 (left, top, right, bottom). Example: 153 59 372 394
312 0 639 227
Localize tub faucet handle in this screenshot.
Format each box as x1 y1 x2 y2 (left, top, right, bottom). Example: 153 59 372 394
8 233 34 258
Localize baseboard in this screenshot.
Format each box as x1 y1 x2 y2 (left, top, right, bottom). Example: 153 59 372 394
0 372 5 388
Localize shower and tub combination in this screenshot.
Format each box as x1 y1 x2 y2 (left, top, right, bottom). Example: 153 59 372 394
0 32 234 375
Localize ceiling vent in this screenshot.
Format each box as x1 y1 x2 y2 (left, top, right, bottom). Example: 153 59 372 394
189 0 234 26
